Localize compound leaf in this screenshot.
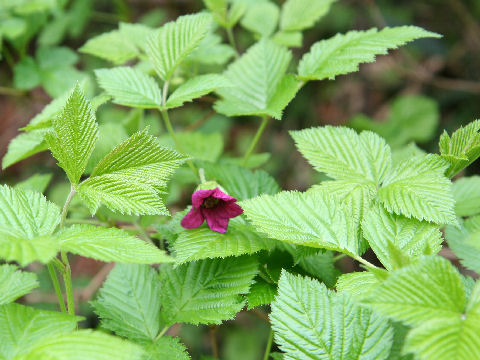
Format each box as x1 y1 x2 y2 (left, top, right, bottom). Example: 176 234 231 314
146 13 212 81
92 264 163 343
160 256 258 325
95 67 162 109
45 84 98 185
58 225 173 264
298 26 440 81
0 265 38 305
271 271 393 360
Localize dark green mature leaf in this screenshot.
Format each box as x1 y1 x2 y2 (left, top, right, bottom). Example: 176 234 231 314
45 84 98 185
58 225 173 263
146 13 212 81
298 26 440 81
78 129 188 215
246 278 277 309
0 185 60 265
271 271 393 360
173 218 275 263
241 190 359 255
0 303 79 359
95 67 162 109
366 257 465 327
160 256 258 325
93 264 163 343
0 265 38 305
280 0 336 31
215 39 298 120
439 120 480 178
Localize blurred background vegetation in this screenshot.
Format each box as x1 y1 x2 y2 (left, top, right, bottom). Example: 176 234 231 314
1 0 479 358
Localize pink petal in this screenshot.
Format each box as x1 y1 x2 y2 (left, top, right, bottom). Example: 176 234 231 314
223 202 244 217
211 188 237 202
181 207 205 229
203 209 230 233
192 189 216 208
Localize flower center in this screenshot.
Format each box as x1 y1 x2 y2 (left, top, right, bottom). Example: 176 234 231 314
202 197 220 209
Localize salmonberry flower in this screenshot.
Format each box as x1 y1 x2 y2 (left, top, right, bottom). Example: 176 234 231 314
181 186 243 233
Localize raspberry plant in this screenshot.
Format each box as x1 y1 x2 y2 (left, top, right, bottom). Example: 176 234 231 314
1 1 480 359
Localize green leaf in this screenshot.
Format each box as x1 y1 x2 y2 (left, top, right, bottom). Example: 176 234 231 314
271 271 393 360
280 0 336 31
160 256 258 325
37 46 78 69
0 265 38 305
17 329 145 360
92 264 163 343
404 315 480 360
202 162 280 200
439 120 480 178
119 22 155 52
362 203 443 270
452 176 480 217
445 217 480 274
13 56 41 90
15 173 52 194
188 32 235 65
146 13 212 81
95 67 162 109
78 129 188 215
240 1 279 37
161 132 223 162
165 74 230 109
246 278 277 309
291 126 391 184
336 271 381 301
215 39 298 120
295 250 341 288
378 154 456 224
2 130 49 169
0 303 79 359
0 185 60 266
350 95 439 148
80 30 139 64
366 257 465 327
241 190 360 255
143 337 190 360
273 31 303 48
298 26 440 81
45 84 99 185
173 217 275 263
58 225 173 263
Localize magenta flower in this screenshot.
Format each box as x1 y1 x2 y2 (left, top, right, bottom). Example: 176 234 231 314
181 187 243 233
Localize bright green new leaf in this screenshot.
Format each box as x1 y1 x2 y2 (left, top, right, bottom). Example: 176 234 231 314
173 217 275 263
241 190 360 255
273 30 303 48
165 74 230 109
452 176 480 217
366 257 465 327
0 265 38 305
336 271 381 301
78 129 188 215
215 39 298 120
291 126 391 184
146 13 212 81
118 22 155 52
378 154 456 224
246 278 277 309
92 264 163 343
95 67 162 109
80 30 139 64
202 162 280 200
2 130 49 169
15 173 52 194
439 120 480 178
298 26 440 81
57 225 173 263
0 185 60 265
143 337 189 360
362 203 443 270
16 329 145 360
0 303 79 359
240 1 279 37
45 84 98 185
188 32 235 65
445 217 480 274
160 256 258 325
280 0 336 31
271 271 393 360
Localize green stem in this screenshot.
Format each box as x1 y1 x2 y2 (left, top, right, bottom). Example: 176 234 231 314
333 253 347 262
154 325 170 341
47 264 67 313
65 218 107 226
199 168 206 183
226 27 239 58
263 328 274 360
242 116 269 167
353 255 379 269
60 187 76 229
134 221 153 244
